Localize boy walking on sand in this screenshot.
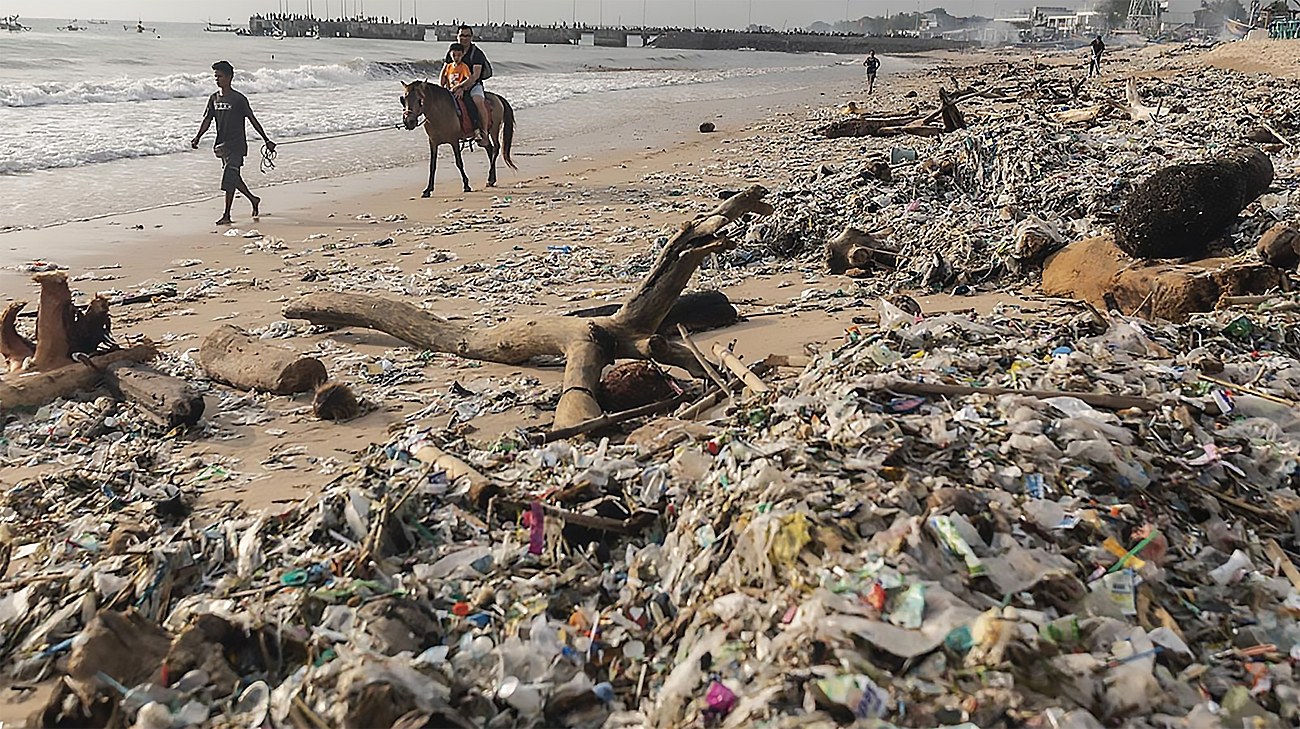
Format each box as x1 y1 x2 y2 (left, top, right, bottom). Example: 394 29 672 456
863 51 881 94
191 60 276 226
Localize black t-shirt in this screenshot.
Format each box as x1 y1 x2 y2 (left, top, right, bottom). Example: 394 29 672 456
1091 39 1105 56
204 90 251 156
445 44 491 82
865 56 880 73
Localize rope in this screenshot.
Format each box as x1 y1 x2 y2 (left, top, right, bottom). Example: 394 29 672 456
260 123 404 174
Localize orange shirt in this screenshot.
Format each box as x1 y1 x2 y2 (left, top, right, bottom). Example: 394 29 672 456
441 61 471 89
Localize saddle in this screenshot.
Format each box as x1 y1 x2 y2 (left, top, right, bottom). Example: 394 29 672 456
455 93 494 143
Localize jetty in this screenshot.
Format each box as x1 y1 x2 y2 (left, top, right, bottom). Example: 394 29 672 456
241 15 962 52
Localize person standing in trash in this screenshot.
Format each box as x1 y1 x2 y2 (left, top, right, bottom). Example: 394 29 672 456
446 25 494 145
191 60 276 226
863 51 881 94
1088 35 1105 77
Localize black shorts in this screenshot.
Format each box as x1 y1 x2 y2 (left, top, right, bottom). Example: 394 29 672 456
220 154 244 193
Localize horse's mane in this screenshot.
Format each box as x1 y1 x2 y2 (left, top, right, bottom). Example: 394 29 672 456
411 79 454 105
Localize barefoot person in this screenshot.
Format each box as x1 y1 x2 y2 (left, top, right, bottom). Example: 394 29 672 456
190 60 276 225
863 51 881 94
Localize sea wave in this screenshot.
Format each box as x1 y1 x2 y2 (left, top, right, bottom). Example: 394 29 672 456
0 58 440 107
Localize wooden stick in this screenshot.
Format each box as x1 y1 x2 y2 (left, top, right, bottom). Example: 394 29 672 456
676 324 731 394
1199 374 1297 408
540 392 690 443
498 501 659 535
677 388 726 420
763 354 811 369
710 343 769 394
1261 121 1292 148
1264 540 1300 592
881 380 1160 411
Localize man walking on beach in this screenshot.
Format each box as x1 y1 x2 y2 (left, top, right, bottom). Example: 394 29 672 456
1088 35 1105 77
863 51 881 94
191 60 276 226
448 25 493 144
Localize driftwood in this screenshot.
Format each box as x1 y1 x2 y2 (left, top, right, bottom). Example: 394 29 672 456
2 272 114 374
818 88 965 139
285 185 774 429
0 345 157 412
198 324 328 395
827 227 898 277
104 363 204 429
564 290 738 334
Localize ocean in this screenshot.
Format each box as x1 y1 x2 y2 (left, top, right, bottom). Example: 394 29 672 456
0 19 903 231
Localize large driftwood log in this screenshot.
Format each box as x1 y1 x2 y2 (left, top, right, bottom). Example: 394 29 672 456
199 325 327 395
104 363 205 428
0 345 157 412
286 185 774 429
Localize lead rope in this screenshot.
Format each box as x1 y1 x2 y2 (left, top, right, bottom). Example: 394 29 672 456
260 122 405 174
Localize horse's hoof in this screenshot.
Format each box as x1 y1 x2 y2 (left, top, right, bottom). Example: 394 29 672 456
486 181 497 188
463 186 473 193
421 191 431 198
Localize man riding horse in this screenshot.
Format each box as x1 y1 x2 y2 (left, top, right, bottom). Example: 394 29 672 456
448 24 493 146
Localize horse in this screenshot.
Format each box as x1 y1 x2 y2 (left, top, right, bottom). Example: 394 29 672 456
400 80 517 198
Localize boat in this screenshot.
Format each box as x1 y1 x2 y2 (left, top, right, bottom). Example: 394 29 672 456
205 21 240 33
124 21 156 33
57 20 88 31
88 19 109 24
1 14 30 31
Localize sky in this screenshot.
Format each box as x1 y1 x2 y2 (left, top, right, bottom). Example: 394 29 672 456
3 0 1039 27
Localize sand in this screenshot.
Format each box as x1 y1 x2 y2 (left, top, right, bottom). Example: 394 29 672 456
0 69 909 517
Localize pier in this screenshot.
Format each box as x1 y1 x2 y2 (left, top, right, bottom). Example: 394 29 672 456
242 16 961 53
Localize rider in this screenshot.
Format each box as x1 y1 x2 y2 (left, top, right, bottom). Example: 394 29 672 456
446 24 493 145
440 43 473 133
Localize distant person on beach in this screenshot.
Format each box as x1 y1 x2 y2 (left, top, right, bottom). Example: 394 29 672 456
1089 35 1105 77
190 60 275 226
863 51 881 94
441 43 473 126
446 25 493 145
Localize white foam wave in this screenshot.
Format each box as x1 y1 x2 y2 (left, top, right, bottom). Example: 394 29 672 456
0 60 379 107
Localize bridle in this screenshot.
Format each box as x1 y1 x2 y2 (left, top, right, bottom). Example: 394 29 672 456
401 81 426 130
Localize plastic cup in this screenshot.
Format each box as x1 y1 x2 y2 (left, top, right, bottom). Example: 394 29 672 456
497 676 543 715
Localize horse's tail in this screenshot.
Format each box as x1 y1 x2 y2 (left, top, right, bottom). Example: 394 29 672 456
499 95 518 171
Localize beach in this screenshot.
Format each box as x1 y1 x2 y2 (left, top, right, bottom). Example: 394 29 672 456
5 28 1300 728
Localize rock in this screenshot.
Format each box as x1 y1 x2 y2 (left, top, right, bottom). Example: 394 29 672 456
1113 147 1274 259
67 609 172 706
1256 223 1300 269
699 122 716 133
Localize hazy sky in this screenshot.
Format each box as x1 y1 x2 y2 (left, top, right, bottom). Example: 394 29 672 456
5 0 1035 27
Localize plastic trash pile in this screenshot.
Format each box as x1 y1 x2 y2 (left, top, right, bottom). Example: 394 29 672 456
8 296 1300 728
726 57 1300 296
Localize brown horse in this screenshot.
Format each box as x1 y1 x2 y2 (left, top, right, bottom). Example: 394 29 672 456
400 80 516 197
